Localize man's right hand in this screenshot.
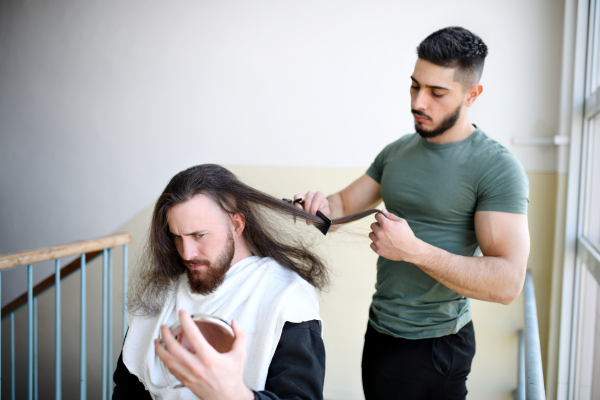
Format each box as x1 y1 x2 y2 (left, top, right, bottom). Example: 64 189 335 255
293 191 331 225
292 174 383 225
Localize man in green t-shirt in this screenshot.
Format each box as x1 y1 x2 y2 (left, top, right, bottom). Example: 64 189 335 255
293 27 530 399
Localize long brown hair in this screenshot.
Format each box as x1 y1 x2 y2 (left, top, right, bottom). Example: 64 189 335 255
129 164 379 316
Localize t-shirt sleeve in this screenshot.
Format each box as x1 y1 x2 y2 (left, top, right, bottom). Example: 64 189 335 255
366 142 395 183
475 151 529 214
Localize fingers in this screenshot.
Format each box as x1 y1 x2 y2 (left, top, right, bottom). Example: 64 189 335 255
370 222 381 234
179 310 215 359
155 338 190 380
381 209 402 221
293 194 305 210
368 231 377 242
230 319 248 358
310 192 327 215
293 192 329 215
294 191 328 226
301 192 315 214
160 324 196 361
156 336 211 391
370 242 379 253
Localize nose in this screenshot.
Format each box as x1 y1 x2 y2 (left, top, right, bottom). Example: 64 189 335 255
180 238 200 261
412 89 427 111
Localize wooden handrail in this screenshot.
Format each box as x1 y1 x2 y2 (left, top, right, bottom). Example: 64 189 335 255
0 233 132 270
1 249 103 319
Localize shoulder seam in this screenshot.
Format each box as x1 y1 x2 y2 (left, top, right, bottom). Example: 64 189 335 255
473 148 510 191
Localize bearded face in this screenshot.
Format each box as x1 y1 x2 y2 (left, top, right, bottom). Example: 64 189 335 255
184 230 235 295
167 194 242 296
413 103 462 139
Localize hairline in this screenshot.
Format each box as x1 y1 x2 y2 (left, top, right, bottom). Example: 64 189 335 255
418 57 481 91
164 191 237 234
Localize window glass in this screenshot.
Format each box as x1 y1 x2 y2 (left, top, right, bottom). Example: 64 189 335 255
584 117 600 249
575 266 600 400
593 0 600 94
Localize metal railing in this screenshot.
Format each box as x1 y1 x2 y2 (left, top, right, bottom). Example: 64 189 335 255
514 270 546 400
0 233 132 399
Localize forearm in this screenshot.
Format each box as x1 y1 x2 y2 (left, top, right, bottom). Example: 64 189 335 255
409 241 526 305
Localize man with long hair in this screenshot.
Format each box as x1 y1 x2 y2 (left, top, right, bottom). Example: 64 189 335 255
295 27 530 399
112 164 338 400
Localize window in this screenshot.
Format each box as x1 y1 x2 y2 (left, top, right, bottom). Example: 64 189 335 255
560 1 600 398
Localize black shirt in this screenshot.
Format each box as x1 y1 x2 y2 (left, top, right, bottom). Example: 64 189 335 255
113 320 325 400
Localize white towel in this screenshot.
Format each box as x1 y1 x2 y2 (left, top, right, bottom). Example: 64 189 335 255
123 256 321 400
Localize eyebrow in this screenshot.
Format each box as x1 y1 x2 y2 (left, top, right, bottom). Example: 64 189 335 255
169 230 207 236
411 76 451 91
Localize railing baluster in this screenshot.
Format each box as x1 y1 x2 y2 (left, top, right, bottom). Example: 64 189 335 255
10 313 15 400
108 248 114 398
34 297 38 400
123 244 128 341
27 264 33 400
101 249 108 400
55 258 61 399
80 253 86 400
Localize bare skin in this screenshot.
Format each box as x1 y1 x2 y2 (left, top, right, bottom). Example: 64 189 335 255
294 59 530 305
167 194 253 269
157 195 254 399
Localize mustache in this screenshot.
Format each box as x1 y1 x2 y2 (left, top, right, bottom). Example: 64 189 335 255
411 109 432 120
184 258 211 268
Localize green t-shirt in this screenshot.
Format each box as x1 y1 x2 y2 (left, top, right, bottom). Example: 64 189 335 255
365 127 529 339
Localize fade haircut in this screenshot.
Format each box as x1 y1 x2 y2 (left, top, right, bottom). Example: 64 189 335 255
417 27 488 90
129 164 379 316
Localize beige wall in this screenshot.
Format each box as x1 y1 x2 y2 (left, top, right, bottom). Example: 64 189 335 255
545 173 569 400
2 166 559 399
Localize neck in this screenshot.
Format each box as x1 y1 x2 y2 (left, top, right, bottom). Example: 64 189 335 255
425 115 475 145
231 237 253 266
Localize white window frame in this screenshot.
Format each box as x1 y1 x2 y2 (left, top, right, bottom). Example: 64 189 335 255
558 0 600 399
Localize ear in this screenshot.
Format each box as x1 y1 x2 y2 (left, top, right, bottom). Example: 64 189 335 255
465 84 483 107
230 212 246 237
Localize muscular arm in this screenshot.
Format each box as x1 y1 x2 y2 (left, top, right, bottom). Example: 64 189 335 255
370 210 530 305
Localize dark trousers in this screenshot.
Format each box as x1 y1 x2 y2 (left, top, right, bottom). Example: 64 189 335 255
361 321 476 400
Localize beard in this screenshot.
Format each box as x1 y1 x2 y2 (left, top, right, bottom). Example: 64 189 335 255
413 103 462 139
184 231 236 295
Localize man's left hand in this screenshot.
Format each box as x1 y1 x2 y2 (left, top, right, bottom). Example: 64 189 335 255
155 310 254 400
369 209 425 263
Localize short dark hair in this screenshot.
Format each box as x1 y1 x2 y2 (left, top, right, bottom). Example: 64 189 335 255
417 27 488 89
